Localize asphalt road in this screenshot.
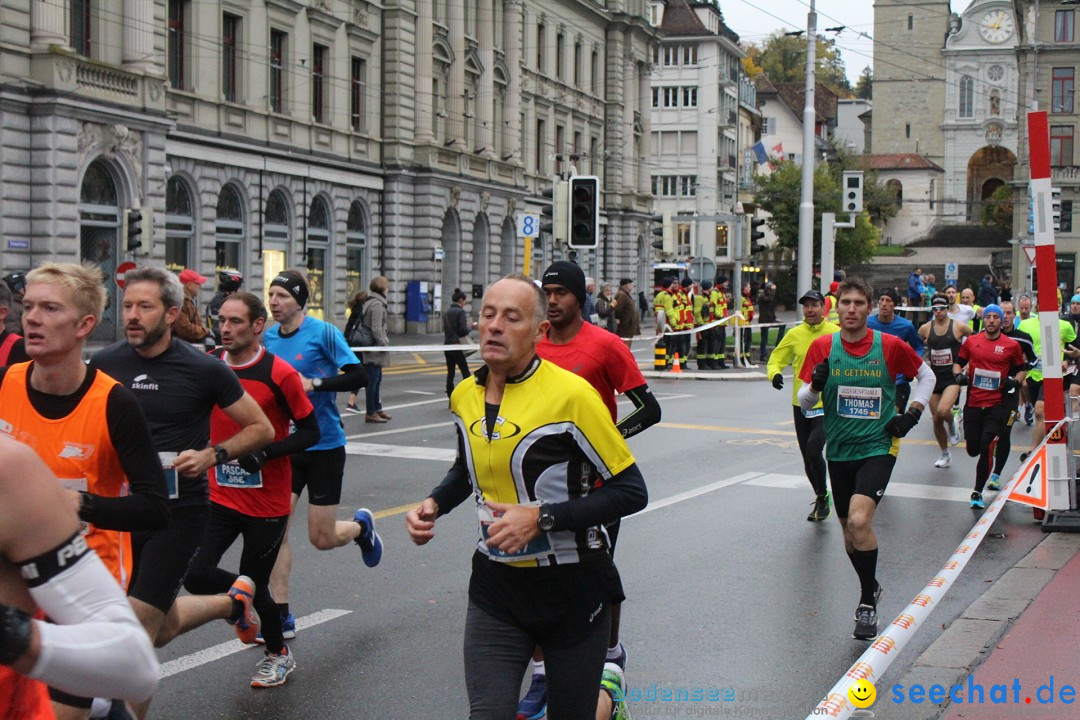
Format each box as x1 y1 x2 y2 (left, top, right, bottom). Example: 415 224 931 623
147 350 1048 719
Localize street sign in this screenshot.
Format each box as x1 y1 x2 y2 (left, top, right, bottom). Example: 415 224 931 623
945 262 958 286
115 261 137 289
1023 245 1037 266
517 212 540 238
688 257 716 283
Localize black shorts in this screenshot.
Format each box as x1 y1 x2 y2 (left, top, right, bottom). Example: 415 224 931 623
964 403 1017 443
128 502 209 613
1027 378 1043 403
291 446 347 506
933 372 957 396
827 454 897 519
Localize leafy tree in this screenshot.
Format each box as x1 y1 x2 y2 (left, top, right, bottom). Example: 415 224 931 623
752 148 897 267
854 66 872 100
980 184 1013 231
743 32 852 97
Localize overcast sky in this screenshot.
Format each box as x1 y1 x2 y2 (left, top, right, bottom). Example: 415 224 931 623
719 0 877 84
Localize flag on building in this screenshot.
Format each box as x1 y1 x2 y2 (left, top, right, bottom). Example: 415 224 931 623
771 142 785 162
752 141 769 165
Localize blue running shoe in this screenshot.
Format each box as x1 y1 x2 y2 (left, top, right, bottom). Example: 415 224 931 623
970 492 985 509
517 673 547 720
986 474 1002 491
256 609 295 644
353 508 383 567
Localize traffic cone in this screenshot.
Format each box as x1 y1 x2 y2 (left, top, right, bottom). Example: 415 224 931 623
671 352 683 373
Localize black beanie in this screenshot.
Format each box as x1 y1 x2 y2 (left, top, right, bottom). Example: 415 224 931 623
270 270 309 308
541 261 587 308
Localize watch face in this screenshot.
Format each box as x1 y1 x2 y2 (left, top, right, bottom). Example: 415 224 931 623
979 9 1014 43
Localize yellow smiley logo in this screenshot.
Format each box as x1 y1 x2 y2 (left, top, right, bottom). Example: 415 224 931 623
848 679 876 708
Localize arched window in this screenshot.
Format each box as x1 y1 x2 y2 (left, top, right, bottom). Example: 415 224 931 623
886 179 904 208
165 177 195 272
215 184 245 273
346 200 367 300
262 189 291 305
79 159 121 343
959 75 974 118
306 196 332 319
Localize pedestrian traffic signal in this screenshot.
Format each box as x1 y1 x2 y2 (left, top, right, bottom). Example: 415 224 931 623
651 211 674 255
749 217 766 256
540 181 568 244
126 208 143 252
568 176 600 248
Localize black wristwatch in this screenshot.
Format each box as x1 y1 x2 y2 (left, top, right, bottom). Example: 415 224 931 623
537 504 556 533
212 445 229 465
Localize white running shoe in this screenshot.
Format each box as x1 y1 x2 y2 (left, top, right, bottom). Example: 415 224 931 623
934 451 951 468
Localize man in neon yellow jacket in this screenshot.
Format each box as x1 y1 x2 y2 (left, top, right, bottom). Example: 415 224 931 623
766 289 840 521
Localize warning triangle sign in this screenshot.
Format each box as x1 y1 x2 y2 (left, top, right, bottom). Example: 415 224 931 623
1023 246 1037 266
1008 446 1048 509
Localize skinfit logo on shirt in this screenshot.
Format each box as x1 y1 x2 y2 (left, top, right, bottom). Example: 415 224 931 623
131 374 159 391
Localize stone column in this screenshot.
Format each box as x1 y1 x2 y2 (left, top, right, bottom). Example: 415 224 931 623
504 0 522 161
622 52 635 190
447 2 466 148
638 60 650 189
416 2 435 144
478 0 495 157
123 0 156 72
30 0 69 50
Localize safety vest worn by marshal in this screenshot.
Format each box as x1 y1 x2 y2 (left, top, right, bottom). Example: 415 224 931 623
693 292 714 325
0 363 132 587
654 290 676 331
673 289 694 329
825 293 840 324
711 289 728 322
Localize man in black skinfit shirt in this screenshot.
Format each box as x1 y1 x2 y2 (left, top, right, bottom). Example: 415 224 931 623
90 266 273 719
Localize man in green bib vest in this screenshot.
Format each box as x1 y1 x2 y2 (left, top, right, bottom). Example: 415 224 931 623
798 278 934 640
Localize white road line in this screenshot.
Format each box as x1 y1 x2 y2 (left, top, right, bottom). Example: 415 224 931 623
746 473 984 503
628 472 764 518
346 422 450 440
159 609 352 679
405 390 437 395
345 442 456 462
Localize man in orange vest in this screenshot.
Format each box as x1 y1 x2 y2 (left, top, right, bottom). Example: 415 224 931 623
0 263 170 717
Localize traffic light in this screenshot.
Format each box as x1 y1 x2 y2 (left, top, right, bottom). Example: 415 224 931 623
842 170 864 213
568 175 600 248
749 217 766 256
126 208 143 252
651 211 674 255
540 181 568 244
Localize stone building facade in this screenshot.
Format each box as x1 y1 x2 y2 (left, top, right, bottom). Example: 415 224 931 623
0 0 657 338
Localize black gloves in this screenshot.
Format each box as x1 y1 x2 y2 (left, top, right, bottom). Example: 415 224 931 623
1002 376 1021 394
885 407 922 438
954 372 969 387
237 450 268 474
0 604 32 665
810 360 830 393
771 374 784 390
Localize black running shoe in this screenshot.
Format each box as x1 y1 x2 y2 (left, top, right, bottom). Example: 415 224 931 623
853 604 878 640
807 492 831 522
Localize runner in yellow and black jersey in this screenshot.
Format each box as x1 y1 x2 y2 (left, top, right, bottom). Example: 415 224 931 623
407 274 647 720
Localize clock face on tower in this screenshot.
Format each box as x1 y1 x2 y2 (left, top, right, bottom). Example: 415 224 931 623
979 9 1014 44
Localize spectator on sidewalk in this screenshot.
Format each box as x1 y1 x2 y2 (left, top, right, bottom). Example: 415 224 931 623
613 278 640 347
174 268 212 346
757 282 784 362
361 276 391 423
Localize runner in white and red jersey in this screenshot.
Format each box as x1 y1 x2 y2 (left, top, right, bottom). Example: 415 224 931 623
182 292 319 688
952 304 1027 509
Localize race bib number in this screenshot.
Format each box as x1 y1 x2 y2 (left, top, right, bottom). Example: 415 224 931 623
930 348 953 367
215 460 263 489
802 407 824 419
837 385 883 419
972 367 1001 391
159 452 179 500
477 502 552 562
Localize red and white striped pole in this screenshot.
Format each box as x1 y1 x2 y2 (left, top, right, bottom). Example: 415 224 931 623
1027 111 1070 517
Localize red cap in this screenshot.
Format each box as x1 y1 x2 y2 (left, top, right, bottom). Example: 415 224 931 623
178 269 207 285
830 281 840 294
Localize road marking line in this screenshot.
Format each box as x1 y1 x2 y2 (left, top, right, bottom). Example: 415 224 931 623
746 473 983 503
345 441 456 461
346 422 449 440
627 472 764 518
411 352 427 365
406 390 437 395
159 609 352 679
